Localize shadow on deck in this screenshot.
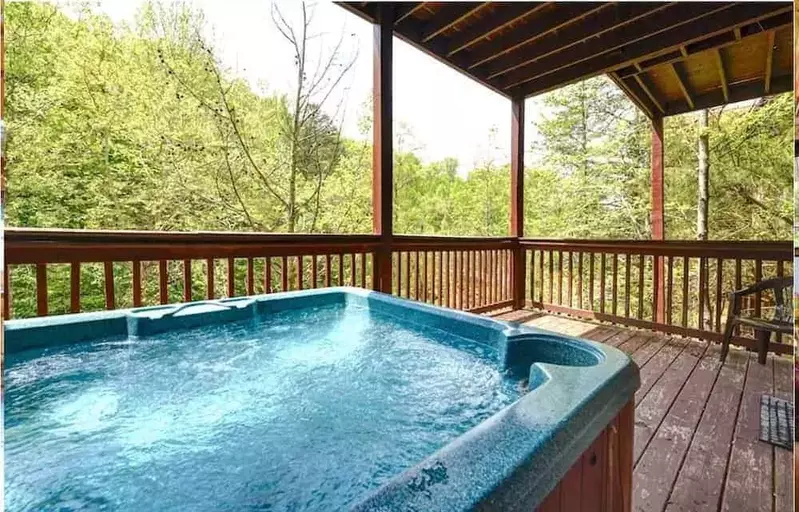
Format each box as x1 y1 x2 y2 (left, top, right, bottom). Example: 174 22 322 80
491 309 794 512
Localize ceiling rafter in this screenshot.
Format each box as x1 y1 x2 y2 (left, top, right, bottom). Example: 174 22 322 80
633 74 665 114
481 2 672 81
670 62 694 109
395 3 425 24
445 3 548 57
499 2 733 91
764 30 775 93
465 3 608 70
715 48 730 102
507 2 791 99
665 74 791 116
616 12 790 80
608 72 656 120
421 3 490 43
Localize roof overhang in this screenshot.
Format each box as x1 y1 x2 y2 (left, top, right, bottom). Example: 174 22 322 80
337 2 793 118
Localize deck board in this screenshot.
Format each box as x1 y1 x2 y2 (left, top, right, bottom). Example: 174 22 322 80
493 310 794 512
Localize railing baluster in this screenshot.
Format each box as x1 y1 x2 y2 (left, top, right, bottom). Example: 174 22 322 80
132 260 142 307
297 256 304 290
184 259 192 302
538 249 544 303
529 250 535 307
557 250 563 305
71 262 81 313
423 251 428 301
454 251 460 308
714 258 723 332
776 260 784 343
443 251 449 307
637 255 644 320
103 261 114 310
599 253 606 314
612 254 618 317
588 252 595 310
361 252 367 288
682 256 689 327
577 252 583 310
282 256 289 291
666 256 673 325
350 254 356 287
311 255 318 289
244 257 253 294
754 259 762 318
228 257 236 297
404 252 410 298
159 260 168 304
265 257 272 294
3 263 10 319
433 251 439 305
567 251 573 308
624 254 631 318
338 253 345 288
548 250 554 304
207 258 215 299
698 257 706 330
36 263 48 316
325 254 331 287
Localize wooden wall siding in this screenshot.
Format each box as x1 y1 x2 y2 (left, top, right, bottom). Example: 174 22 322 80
339 2 793 117
536 401 635 512
522 241 793 355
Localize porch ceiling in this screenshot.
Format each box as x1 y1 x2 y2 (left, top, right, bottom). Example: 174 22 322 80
337 2 793 118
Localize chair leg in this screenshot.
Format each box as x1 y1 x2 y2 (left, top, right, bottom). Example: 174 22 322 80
720 318 736 364
755 329 770 365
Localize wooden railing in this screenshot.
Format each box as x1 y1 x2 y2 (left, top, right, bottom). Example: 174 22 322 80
4 229 793 355
521 239 793 354
391 236 515 313
4 228 381 318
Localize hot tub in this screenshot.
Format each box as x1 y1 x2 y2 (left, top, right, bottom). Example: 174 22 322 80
5 287 639 511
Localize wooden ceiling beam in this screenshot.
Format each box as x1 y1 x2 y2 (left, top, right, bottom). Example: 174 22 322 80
664 74 792 116
395 3 425 24
764 30 775 93
445 3 547 57
715 49 729 102
480 2 671 81
464 3 608 70
616 10 790 79
608 72 657 120
508 2 791 99
498 2 732 90
634 74 665 114
670 62 694 109
421 3 489 43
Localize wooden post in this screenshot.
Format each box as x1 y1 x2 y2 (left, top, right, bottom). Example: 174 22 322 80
372 5 394 293
510 97 525 310
651 115 665 323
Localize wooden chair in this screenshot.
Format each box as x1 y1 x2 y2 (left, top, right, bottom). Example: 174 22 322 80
720 276 793 364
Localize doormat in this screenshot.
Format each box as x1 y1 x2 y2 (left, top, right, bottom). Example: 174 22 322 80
759 394 794 450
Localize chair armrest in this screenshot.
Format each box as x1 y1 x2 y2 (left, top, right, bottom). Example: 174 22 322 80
730 276 792 298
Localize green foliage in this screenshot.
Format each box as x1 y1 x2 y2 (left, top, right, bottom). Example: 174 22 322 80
4 2 792 318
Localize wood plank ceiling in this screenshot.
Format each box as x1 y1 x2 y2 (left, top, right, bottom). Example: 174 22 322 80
338 2 793 118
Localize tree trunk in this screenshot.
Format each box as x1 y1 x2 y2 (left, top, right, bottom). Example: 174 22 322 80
697 109 709 240
696 109 712 329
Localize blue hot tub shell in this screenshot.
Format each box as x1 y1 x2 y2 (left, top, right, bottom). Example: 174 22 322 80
5 287 639 511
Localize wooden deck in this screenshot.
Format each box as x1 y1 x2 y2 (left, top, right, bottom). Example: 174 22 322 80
492 309 794 512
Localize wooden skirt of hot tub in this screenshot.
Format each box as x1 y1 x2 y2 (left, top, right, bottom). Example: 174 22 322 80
536 401 635 512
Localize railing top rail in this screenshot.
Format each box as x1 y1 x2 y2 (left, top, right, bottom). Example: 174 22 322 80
4 227 380 245
520 238 791 259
